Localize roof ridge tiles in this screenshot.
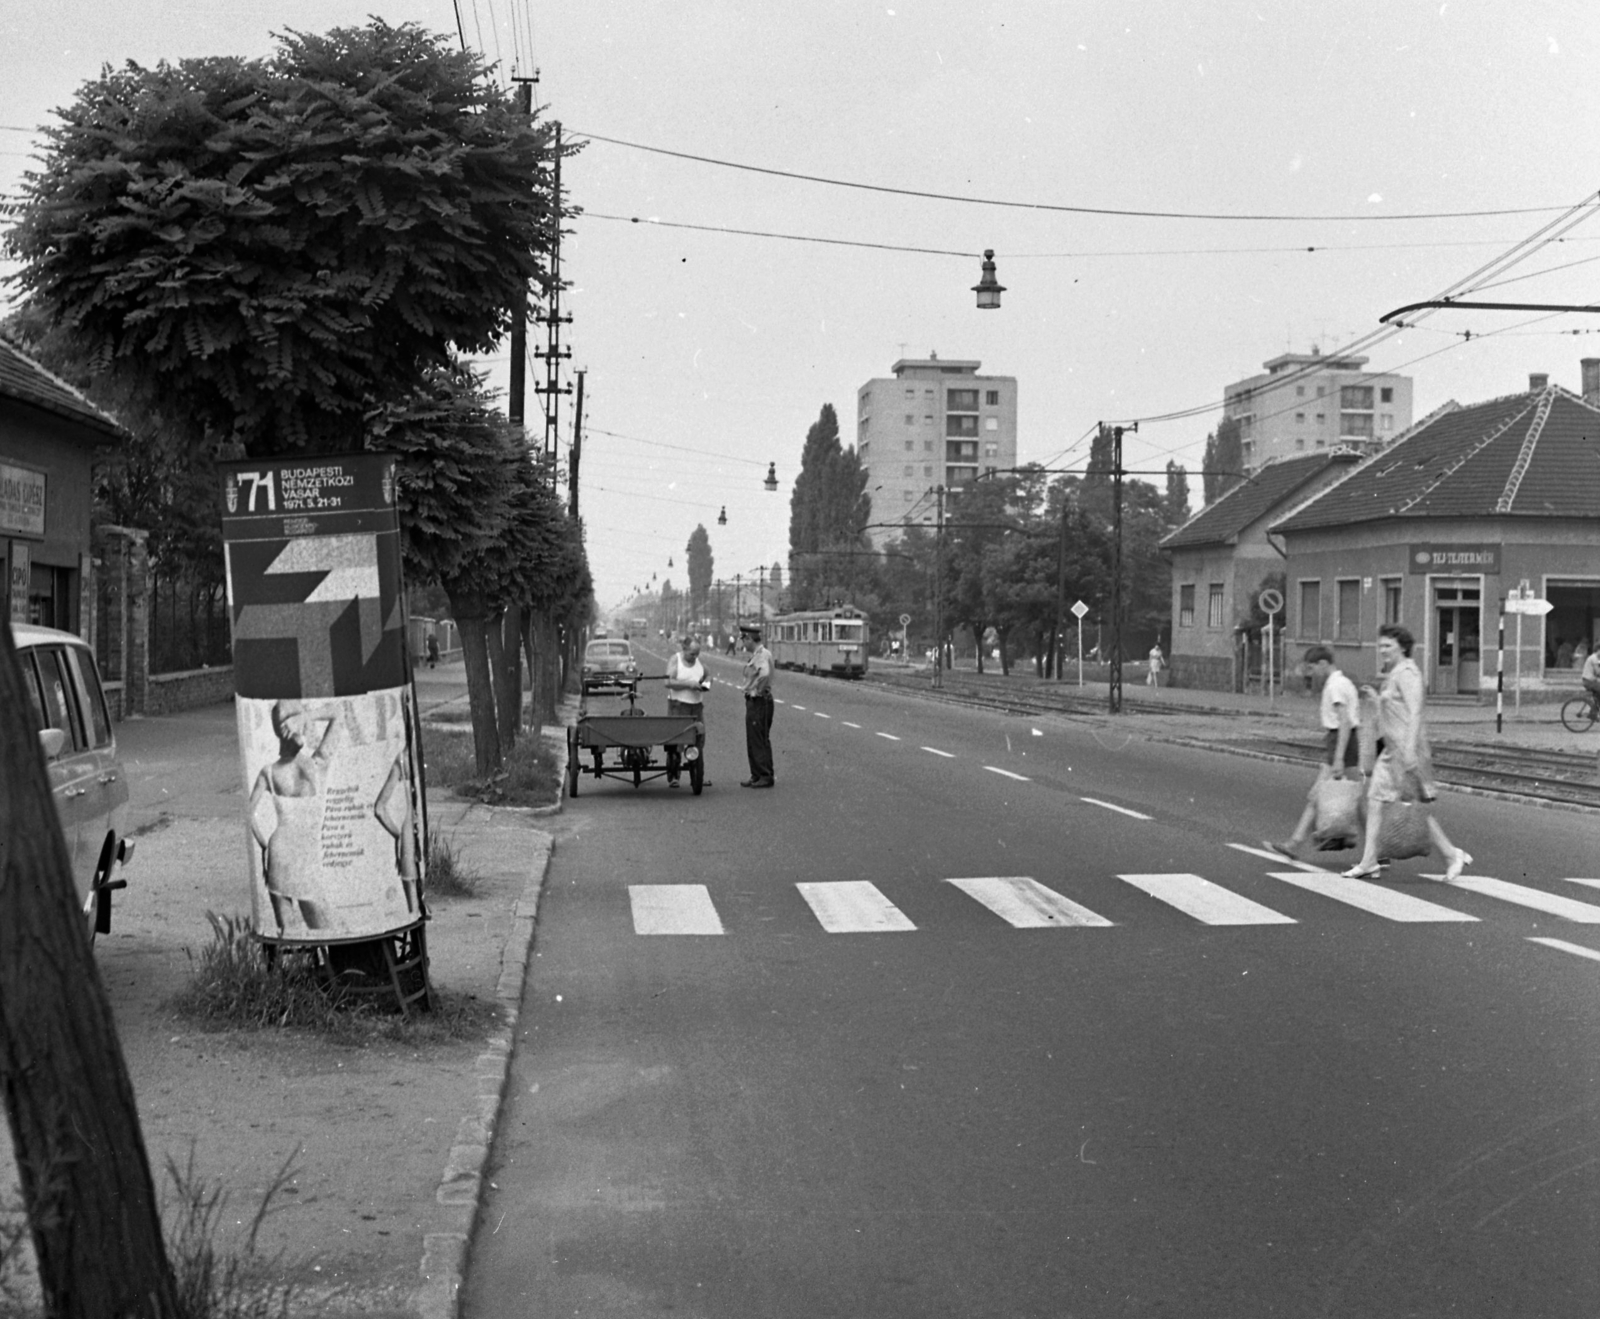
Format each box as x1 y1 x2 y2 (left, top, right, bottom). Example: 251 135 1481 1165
1494 387 1557 513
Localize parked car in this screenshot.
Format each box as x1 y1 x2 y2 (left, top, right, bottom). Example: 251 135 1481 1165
10 622 133 941
581 637 640 693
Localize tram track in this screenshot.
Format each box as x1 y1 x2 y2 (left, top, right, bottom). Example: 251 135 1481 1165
864 667 1600 811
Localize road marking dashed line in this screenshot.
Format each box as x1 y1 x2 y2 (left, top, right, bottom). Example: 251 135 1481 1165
842 722 861 728
984 766 1030 781
814 712 831 719
921 747 955 758
876 732 901 741
1529 937 1600 963
1082 797 1151 820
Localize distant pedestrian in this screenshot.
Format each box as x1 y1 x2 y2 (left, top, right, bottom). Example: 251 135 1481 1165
1147 643 1164 687
1268 645 1361 859
425 630 440 669
663 635 708 788
740 625 774 788
1343 624 1472 882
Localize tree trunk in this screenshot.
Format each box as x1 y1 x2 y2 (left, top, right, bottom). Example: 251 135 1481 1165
442 583 501 777
500 601 525 735
485 607 516 753
537 612 561 725
0 627 183 1317
997 628 1012 677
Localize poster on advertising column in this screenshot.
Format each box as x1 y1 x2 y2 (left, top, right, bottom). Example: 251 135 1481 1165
220 453 426 944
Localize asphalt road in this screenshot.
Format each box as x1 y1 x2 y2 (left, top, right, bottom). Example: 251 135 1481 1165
463 646 1600 1319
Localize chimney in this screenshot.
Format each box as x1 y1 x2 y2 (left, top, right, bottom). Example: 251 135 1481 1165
1582 358 1600 405
1529 372 1549 391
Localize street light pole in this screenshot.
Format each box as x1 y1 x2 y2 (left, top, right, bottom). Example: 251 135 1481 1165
1103 421 1135 714
933 484 945 689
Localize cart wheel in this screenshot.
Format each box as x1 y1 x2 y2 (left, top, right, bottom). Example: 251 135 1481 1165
689 753 704 795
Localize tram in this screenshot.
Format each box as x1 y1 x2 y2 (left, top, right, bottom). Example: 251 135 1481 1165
768 605 870 678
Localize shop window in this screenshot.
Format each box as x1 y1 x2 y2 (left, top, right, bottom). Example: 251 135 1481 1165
1207 583 1225 628
1336 579 1361 641
1179 584 1195 627
1299 580 1321 637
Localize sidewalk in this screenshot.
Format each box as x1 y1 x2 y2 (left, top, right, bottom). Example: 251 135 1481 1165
0 662 569 1319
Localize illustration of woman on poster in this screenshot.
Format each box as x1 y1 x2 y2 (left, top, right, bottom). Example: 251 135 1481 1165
374 695 423 915
249 699 345 934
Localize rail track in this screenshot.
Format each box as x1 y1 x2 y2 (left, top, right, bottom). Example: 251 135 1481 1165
865 668 1600 810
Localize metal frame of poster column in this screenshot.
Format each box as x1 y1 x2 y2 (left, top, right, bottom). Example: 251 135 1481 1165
220 453 432 1015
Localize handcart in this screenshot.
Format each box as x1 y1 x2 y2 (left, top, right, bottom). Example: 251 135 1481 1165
567 675 707 796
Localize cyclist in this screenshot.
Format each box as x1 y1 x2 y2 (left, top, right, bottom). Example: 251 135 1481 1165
1583 646 1600 704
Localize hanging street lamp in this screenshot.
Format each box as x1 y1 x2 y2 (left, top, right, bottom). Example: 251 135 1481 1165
764 463 779 492
972 249 1005 310
718 506 727 525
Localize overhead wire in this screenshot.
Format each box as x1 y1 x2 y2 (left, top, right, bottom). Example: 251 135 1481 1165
572 129 1574 224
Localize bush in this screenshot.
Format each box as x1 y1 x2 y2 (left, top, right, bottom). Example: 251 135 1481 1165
422 724 560 807
425 832 479 898
171 914 500 1045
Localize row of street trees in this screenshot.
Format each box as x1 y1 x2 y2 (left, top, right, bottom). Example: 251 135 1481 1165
784 406 1194 673
1 21 588 1313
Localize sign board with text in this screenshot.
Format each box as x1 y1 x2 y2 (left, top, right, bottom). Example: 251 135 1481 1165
0 462 46 539
220 454 425 945
1409 543 1501 575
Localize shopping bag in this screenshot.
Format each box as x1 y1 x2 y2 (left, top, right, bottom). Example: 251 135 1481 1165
1377 800 1431 861
1310 777 1364 851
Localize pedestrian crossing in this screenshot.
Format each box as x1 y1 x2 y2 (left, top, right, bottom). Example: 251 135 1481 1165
625 869 1600 938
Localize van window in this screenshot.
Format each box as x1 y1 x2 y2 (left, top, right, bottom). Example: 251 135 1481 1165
67 646 113 748
35 647 87 749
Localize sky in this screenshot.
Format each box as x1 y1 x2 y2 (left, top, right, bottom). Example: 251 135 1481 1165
5 2 1600 613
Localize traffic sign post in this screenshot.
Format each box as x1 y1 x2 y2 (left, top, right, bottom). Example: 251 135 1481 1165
1257 589 1284 709
899 613 912 662
1071 600 1089 688
1503 590 1553 711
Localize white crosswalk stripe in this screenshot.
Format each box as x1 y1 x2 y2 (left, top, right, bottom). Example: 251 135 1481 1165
623 864 1600 940
796 881 917 933
629 884 725 935
1426 875 1600 923
947 877 1114 928
1267 871 1478 922
1118 873 1296 925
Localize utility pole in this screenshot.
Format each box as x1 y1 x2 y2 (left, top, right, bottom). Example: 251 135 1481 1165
933 484 945 689
506 76 536 440
1104 422 1135 714
534 121 572 481
1054 493 1069 682
568 368 584 519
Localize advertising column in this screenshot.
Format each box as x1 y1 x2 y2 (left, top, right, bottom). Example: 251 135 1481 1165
220 455 425 945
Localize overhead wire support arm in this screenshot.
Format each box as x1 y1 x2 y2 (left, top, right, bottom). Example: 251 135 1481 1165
1380 297 1600 324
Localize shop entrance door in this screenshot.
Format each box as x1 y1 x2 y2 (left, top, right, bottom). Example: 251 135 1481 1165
1433 582 1482 695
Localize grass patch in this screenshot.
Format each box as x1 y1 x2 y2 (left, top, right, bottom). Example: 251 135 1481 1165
0 1150 299 1319
423 723 561 808
171 914 500 1045
425 831 480 898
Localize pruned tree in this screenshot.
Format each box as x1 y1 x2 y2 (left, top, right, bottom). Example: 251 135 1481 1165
5 19 567 458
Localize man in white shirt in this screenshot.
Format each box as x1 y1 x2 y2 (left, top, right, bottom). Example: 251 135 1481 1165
740 625 774 787
1268 645 1361 859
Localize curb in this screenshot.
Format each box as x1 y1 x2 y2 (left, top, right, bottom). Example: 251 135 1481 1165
413 715 572 1319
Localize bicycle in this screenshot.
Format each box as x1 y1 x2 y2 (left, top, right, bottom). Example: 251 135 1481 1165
1560 687 1600 733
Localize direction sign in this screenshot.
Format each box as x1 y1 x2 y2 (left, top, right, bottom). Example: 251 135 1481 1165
1070 599 1090 620
1505 596 1553 616
1258 588 1284 615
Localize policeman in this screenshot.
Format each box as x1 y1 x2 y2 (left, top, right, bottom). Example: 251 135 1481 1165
739 624 775 787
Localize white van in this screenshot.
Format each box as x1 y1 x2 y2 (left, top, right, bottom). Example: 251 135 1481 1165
10 622 133 941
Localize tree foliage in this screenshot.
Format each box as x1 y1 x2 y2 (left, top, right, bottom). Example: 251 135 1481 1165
686 525 713 618
5 19 568 457
787 404 873 610
1201 416 1244 504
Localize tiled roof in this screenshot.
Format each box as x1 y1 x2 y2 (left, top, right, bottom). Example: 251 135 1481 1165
1273 385 1600 531
0 336 125 441
1161 451 1359 550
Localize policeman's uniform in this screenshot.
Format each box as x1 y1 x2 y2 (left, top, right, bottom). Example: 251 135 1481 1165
740 626 775 787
